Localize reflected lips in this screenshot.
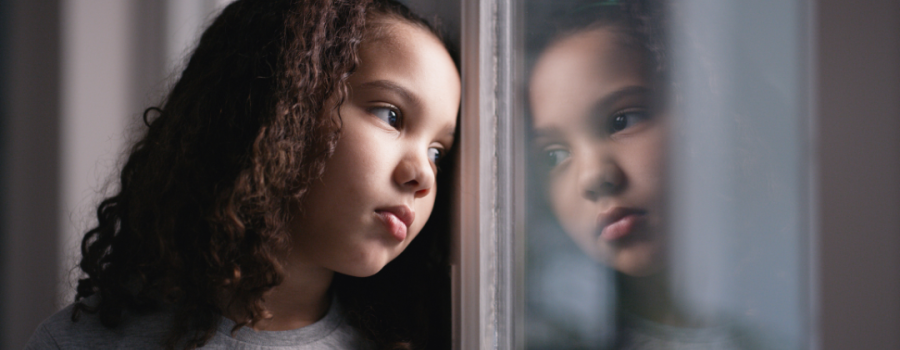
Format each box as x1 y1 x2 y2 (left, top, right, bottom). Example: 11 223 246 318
376 206 414 242
597 208 646 241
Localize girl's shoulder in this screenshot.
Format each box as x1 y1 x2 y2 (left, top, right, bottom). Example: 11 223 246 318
25 301 173 350
25 297 374 350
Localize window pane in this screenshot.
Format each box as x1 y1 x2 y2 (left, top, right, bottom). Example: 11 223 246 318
520 0 808 349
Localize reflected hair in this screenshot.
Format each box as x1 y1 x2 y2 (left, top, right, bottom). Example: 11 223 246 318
530 0 668 78
72 0 452 349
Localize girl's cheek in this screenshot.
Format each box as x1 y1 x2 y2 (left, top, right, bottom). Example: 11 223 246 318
549 175 583 229
547 174 568 212
625 126 667 198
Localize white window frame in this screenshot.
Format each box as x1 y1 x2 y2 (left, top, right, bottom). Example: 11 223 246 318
455 0 523 348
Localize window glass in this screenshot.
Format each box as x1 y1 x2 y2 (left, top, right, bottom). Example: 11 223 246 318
520 0 807 349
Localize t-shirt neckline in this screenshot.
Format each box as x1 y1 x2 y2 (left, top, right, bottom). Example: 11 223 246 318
216 297 344 347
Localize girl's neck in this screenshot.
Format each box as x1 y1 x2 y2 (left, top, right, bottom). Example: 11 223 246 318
245 260 335 331
616 271 697 327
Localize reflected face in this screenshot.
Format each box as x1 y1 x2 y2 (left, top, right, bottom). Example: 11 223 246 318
289 19 460 277
530 27 666 276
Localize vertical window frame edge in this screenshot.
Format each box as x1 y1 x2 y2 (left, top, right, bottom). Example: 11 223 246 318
455 0 522 348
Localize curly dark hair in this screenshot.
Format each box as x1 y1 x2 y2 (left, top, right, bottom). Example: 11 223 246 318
527 0 667 80
72 0 453 349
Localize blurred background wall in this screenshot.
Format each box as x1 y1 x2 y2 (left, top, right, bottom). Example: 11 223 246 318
0 0 62 347
1 1 233 348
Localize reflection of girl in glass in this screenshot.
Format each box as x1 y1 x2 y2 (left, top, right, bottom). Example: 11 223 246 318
27 0 458 349
529 1 756 348
531 2 667 279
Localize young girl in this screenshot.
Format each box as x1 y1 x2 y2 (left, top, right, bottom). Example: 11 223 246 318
26 0 459 349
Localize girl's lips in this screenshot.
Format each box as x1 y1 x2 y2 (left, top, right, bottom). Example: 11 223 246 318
375 206 414 242
596 208 646 241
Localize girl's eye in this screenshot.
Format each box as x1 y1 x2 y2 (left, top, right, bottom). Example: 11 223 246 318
607 109 649 134
545 148 570 168
428 147 443 164
371 107 401 128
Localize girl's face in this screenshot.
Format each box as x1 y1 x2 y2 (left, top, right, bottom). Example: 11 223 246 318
289 19 459 277
530 27 667 276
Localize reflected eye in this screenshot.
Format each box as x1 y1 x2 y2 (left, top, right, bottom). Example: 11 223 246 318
545 148 570 168
428 147 443 164
371 107 401 128
608 109 649 134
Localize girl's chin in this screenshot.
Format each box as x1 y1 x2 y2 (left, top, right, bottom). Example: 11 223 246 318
579 227 665 276
579 240 664 276
337 264 387 278
332 253 396 278
608 246 665 277
614 260 664 277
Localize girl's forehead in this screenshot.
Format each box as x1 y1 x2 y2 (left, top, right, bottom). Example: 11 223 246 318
364 15 426 41
544 27 627 62
358 21 448 71
530 28 648 118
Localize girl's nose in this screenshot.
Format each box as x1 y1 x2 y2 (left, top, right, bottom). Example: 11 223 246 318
578 155 625 202
393 150 435 198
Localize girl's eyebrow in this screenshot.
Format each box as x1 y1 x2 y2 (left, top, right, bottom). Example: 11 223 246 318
358 80 421 108
592 85 650 113
532 86 650 137
532 127 562 140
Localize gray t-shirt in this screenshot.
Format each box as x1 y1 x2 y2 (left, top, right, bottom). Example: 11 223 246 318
616 313 743 350
615 312 783 350
25 299 373 350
